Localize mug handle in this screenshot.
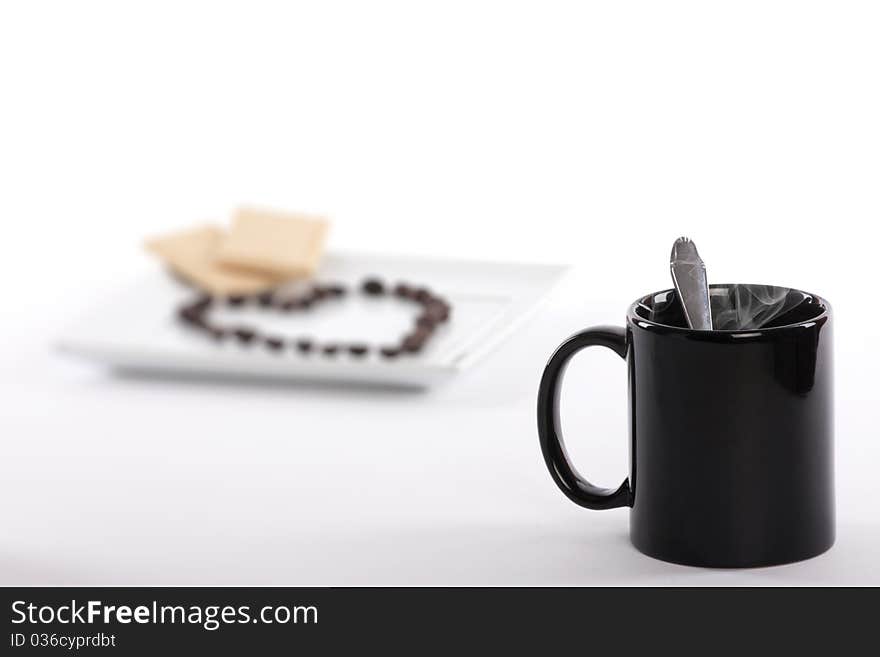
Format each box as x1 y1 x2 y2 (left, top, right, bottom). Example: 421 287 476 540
537 326 632 509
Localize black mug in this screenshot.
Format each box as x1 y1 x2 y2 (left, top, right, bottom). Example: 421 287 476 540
537 284 834 567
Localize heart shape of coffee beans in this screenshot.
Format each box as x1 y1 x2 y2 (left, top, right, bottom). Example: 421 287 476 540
176 277 452 359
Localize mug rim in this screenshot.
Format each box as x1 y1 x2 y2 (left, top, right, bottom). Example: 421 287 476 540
627 283 831 336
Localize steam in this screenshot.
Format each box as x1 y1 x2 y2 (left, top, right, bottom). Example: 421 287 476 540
712 285 799 330
643 284 806 330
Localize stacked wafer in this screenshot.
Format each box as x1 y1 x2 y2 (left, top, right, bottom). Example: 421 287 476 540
146 207 329 294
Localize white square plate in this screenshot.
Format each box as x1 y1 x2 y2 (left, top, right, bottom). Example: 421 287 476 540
57 252 568 388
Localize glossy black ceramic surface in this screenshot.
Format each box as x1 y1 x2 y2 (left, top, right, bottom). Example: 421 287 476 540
537 284 834 568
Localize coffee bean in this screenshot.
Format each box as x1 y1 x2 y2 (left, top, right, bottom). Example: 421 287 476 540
402 333 427 353
362 277 385 296
424 302 450 322
405 325 433 350
233 327 257 344
177 306 206 326
413 288 433 304
177 304 207 328
264 336 285 351
177 277 451 359
348 344 369 356
401 339 422 353
416 313 437 329
191 294 213 312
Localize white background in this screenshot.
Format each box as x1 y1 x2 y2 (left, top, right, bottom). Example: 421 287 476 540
1 1 878 584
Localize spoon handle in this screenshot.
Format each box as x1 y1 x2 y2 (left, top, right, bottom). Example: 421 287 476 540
670 237 713 330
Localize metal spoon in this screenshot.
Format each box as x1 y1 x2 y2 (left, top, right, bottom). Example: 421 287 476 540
670 236 713 330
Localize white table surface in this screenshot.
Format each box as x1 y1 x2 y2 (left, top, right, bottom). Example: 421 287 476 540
3 267 878 587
